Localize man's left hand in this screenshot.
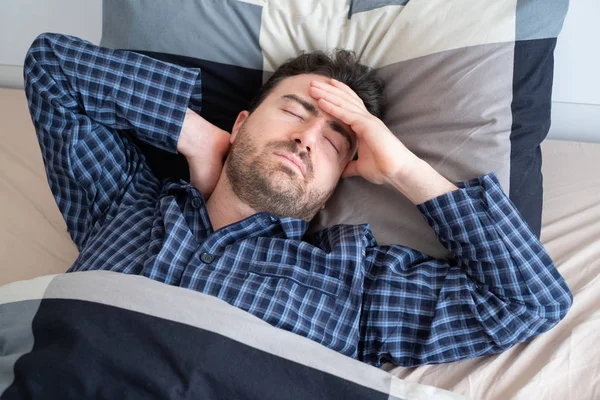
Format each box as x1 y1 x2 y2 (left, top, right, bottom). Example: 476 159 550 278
309 78 419 186
309 78 457 204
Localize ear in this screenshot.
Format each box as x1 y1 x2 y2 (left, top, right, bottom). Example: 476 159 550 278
230 110 250 144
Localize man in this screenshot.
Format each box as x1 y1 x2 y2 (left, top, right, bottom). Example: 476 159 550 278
24 33 572 368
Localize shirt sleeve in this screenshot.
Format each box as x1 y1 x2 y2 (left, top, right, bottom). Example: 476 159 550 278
23 32 201 249
358 172 573 367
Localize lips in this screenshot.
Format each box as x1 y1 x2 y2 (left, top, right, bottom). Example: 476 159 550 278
274 152 305 176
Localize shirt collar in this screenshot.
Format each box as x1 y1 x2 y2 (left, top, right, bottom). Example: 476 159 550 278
275 216 310 240
167 179 310 240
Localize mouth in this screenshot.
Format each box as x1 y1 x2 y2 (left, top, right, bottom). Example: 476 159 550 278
274 152 305 176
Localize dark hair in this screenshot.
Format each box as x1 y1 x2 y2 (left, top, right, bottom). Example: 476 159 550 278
248 49 386 120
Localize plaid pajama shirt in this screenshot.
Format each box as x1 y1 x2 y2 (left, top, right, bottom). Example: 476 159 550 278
23 33 572 367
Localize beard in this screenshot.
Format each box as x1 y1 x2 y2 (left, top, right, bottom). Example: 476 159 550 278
225 122 335 221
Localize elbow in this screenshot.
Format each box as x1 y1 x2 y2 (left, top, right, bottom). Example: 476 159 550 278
23 33 45 88
531 281 573 335
553 284 573 324
23 32 55 80
535 257 574 328
545 268 574 326
506 281 573 348
23 33 60 106
494 291 572 351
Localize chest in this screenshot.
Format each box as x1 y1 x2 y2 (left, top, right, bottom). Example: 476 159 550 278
71 189 367 352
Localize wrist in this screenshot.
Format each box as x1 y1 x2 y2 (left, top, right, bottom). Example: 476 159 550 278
389 158 458 205
178 108 224 160
177 109 198 158
383 152 425 189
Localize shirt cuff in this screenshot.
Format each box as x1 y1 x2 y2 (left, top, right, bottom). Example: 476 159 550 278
415 172 524 245
142 65 202 154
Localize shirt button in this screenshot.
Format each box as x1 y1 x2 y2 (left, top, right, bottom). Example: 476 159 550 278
269 216 278 223
191 198 202 209
200 253 215 264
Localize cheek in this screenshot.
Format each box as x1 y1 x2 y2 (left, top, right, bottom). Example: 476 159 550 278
312 157 343 186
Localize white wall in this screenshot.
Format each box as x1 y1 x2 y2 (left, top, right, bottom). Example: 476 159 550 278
552 0 600 105
548 0 600 143
0 0 102 89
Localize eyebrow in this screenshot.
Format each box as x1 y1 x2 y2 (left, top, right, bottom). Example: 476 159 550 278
281 94 354 152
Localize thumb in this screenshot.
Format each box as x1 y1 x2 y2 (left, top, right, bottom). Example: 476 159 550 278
342 161 360 179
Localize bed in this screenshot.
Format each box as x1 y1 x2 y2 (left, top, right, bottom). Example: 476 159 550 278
2 89 600 399
0 92 462 400
2 0 600 398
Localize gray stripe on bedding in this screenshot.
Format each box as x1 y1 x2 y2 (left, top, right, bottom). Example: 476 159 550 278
380 42 513 190
516 0 569 40
0 300 42 395
100 0 263 69
43 271 394 395
311 42 514 258
350 0 409 15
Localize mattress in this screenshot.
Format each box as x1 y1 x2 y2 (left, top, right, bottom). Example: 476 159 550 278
1 86 599 399
0 88 78 286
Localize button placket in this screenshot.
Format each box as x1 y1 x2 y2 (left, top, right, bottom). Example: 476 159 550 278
191 197 202 209
200 252 215 264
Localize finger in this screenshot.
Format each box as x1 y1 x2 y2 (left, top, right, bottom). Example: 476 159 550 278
330 78 366 106
342 161 360 179
310 80 366 111
309 86 365 115
317 97 362 128
311 80 365 111
319 97 385 146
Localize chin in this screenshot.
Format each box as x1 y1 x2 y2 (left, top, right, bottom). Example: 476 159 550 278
266 172 304 193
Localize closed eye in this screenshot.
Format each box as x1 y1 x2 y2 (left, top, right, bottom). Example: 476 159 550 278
283 109 340 155
283 109 304 120
326 137 339 154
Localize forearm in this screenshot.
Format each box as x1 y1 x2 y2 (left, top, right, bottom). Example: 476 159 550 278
388 158 458 205
25 33 201 154
387 158 570 317
417 173 572 318
177 108 231 196
177 109 221 157
178 110 215 193
370 173 573 366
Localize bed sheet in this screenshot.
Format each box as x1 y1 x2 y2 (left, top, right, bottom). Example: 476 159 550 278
0 88 78 286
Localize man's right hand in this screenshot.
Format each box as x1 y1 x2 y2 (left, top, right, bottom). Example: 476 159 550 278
177 108 231 198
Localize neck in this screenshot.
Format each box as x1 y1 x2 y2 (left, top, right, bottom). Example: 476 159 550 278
205 173 257 232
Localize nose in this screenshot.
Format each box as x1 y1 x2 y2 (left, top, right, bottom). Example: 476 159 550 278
291 121 322 154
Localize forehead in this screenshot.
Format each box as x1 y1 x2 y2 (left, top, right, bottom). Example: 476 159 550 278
263 74 356 146
270 73 331 95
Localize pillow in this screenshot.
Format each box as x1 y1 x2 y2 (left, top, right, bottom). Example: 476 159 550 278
100 0 568 257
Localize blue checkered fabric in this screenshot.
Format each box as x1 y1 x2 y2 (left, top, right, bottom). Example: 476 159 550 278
23 33 572 367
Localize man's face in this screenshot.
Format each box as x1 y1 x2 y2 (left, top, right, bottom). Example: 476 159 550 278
225 73 358 221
